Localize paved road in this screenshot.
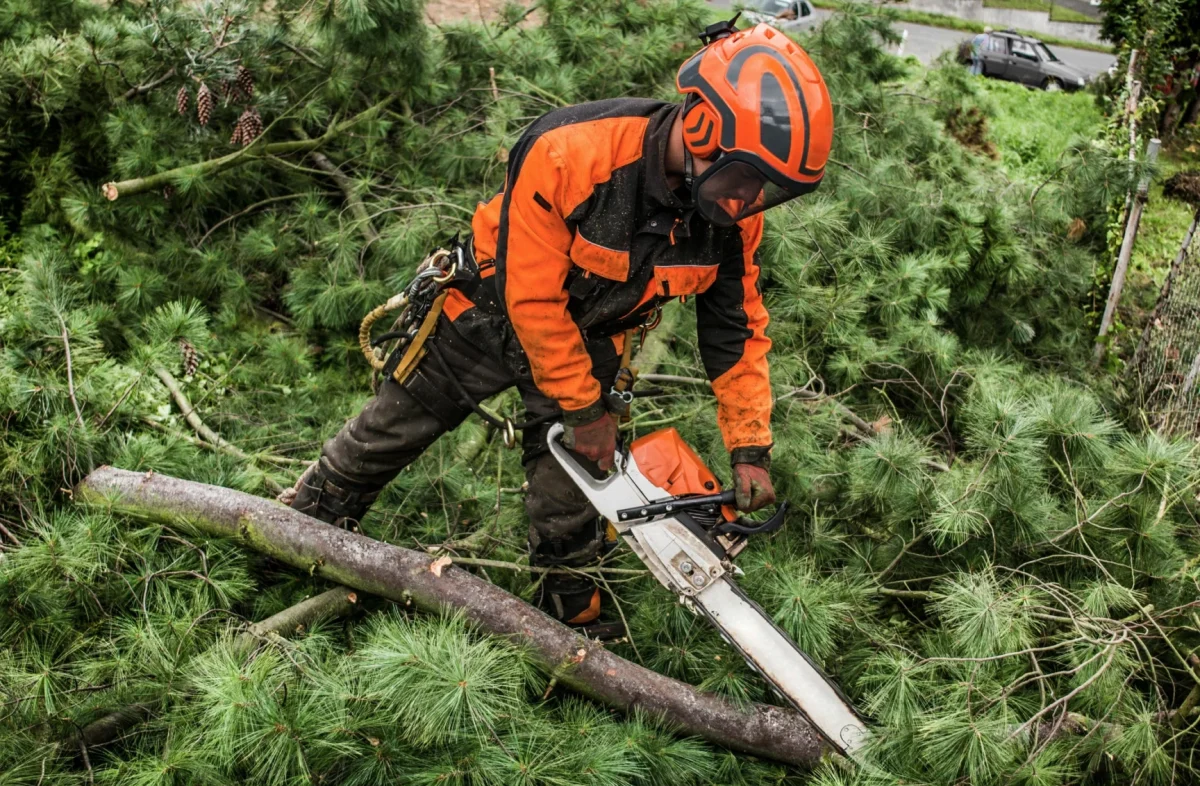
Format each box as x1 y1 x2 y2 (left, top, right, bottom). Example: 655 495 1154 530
716 4 1115 78
883 14 1114 76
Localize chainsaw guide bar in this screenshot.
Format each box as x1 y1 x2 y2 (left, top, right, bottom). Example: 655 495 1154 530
547 423 868 759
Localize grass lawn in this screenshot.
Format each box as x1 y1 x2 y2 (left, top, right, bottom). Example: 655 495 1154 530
980 78 1102 179
1049 4 1098 24
984 0 1051 11
978 82 1197 336
983 0 1098 24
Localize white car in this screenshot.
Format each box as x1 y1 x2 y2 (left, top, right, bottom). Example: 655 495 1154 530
740 0 819 31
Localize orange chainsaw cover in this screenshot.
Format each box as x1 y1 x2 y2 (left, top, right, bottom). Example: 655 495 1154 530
630 429 737 521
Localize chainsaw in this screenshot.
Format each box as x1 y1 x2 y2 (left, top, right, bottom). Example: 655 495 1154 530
547 422 868 759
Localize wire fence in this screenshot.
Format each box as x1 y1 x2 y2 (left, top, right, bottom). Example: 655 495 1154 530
1131 226 1200 438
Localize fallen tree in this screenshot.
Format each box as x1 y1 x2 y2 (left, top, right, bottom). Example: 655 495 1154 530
75 466 831 767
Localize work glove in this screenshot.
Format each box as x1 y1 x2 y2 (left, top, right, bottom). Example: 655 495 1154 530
733 463 776 512
563 407 618 471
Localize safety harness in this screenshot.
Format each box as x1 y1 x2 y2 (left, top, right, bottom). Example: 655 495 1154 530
358 241 652 448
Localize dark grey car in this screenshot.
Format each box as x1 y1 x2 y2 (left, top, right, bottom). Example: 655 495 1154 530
973 30 1089 91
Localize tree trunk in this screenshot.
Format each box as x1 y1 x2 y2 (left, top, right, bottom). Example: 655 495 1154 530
1160 98 1184 146
1158 54 1200 146
75 467 830 767
1184 94 1200 130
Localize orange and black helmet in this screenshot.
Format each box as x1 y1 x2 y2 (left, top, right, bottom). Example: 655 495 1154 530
676 19 833 226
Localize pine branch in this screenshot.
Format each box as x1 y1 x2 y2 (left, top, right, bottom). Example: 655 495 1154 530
641 373 951 473
494 3 541 35
150 367 304 494
58 315 85 428
234 585 358 652
72 586 358 749
1171 654 1200 728
0 518 23 548
102 97 395 200
120 67 177 101
292 123 379 245
76 467 833 767
75 703 156 749
641 373 877 435
153 366 245 459
196 193 308 247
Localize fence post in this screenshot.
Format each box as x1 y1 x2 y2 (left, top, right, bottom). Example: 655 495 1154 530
1094 138 1161 362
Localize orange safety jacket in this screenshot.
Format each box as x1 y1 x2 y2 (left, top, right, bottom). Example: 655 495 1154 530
450 98 772 458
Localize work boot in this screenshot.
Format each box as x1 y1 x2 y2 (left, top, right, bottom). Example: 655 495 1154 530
284 457 381 531
530 518 618 627
538 571 603 626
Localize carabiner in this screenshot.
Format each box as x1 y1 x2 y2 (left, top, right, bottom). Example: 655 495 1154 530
642 305 663 332
610 386 635 405
432 260 458 284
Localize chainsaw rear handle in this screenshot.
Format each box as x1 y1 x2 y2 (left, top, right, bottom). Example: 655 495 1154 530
546 423 633 523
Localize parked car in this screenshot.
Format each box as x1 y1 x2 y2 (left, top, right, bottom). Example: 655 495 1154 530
740 0 819 31
960 30 1089 91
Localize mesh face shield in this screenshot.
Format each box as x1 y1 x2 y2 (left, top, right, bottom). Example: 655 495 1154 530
692 156 803 227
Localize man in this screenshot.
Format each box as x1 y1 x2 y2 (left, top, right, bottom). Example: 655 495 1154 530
970 27 993 76
288 20 834 626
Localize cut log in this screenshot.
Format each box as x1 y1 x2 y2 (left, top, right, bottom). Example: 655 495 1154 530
76 466 830 767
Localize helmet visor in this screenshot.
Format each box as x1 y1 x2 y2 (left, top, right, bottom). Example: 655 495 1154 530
693 159 800 227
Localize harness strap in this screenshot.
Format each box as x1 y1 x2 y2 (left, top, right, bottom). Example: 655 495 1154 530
609 328 639 422
390 292 448 385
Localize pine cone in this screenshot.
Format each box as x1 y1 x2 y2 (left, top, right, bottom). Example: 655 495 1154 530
196 83 213 126
237 108 263 146
247 109 263 138
220 79 233 100
176 85 189 116
179 340 200 378
162 184 175 201
229 122 244 147
235 65 254 99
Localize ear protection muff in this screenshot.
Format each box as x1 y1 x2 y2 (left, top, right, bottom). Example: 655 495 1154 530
681 96 721 160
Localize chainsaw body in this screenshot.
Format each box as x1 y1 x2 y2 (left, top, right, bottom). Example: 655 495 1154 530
547 423 867 759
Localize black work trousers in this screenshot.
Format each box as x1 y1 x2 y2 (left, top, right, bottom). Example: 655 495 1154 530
320 306 620 558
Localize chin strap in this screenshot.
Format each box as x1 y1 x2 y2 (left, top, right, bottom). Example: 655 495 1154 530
683 146 694 192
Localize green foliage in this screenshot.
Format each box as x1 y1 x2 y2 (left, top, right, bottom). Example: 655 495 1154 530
984 79 1104 178
0 0 1198 784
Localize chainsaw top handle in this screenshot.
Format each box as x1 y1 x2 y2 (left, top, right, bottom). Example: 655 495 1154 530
545 423 787 537
615 491 788 536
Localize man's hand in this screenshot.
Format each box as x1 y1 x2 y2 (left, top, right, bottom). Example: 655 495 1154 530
564 410 618 471
733 463 776 512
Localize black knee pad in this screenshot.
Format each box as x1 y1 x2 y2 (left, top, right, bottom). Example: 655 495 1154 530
529 517 609 568
289 456 381 531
